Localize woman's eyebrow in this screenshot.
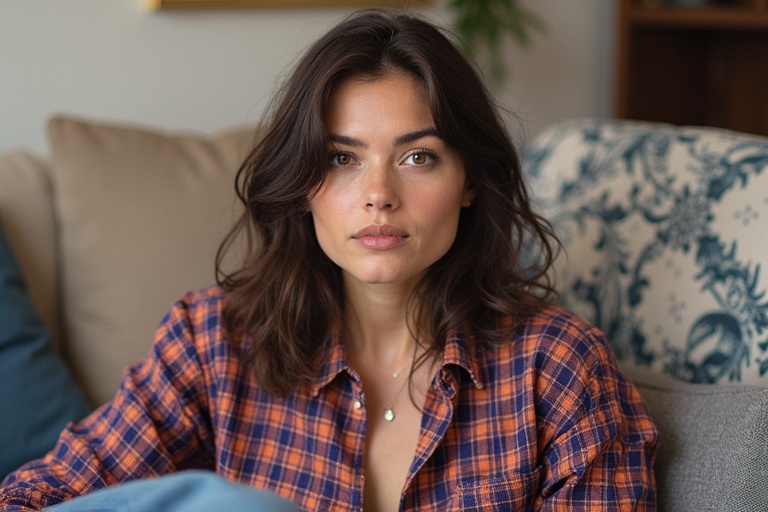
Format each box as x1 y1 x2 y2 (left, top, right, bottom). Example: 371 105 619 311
328 128 441 149
328 134 365 147
394 128 440 146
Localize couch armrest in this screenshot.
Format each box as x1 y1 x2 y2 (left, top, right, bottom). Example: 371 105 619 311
624 367 768 512
0 151 60 347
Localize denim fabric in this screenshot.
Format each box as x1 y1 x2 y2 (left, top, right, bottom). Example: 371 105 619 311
46 471 302 512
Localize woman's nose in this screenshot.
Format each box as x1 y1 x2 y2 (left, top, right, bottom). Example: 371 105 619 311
362 163 399 211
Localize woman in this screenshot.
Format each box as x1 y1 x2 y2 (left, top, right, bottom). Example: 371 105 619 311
0 10 657 512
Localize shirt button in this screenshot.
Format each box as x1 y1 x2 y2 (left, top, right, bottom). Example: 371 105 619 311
353 400 362 410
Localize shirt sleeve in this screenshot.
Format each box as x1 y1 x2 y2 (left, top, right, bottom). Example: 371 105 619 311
0 297 217 511
534 325 659 511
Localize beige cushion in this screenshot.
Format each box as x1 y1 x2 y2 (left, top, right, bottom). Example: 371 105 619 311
48 116 256 404
0 151 60 347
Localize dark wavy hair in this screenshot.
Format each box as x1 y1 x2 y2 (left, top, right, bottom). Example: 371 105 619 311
216 9 558 395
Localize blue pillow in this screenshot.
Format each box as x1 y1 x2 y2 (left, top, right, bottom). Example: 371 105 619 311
0 221 91 479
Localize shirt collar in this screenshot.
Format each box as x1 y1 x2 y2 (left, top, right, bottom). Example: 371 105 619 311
310 324 485 396
441 326 485 390
310 325 352 397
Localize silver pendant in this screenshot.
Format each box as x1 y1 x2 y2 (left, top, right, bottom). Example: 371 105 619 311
384 408 395 421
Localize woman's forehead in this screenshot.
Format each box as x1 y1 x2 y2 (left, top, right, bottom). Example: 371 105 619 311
324 73 436 138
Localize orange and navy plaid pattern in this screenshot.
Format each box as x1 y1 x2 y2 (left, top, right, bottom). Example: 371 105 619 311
0 286 658 511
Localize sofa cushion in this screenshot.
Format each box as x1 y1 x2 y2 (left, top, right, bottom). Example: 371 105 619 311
525 119 768 385
625 367 768 512
0 151 60 347
48 116 256 404
0 219 91 479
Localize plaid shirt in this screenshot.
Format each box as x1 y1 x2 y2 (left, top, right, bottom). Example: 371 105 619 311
0 287 657 511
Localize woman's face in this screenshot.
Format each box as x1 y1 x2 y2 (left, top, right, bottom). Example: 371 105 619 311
309 72 474 292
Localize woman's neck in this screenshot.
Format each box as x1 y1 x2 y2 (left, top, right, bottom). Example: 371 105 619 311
342 278 420 371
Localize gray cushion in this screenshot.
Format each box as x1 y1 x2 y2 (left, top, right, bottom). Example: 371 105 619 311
626 368 768 512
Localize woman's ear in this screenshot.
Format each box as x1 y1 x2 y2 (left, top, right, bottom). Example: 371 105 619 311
462 183 477 207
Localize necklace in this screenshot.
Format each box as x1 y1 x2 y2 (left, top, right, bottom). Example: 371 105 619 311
383 364 409 422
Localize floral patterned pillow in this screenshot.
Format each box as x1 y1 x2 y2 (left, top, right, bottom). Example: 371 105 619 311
525 119 768 385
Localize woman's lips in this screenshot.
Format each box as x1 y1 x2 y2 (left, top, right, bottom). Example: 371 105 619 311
352 224 409 249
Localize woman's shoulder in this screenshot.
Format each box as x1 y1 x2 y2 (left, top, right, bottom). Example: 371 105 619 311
163 286 227 320
478 304 633 417
154 286 228 347
519 303 605 346
488 303 615 376
177 285 227 307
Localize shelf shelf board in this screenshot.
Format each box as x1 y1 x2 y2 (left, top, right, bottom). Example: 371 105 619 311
628 6 768 30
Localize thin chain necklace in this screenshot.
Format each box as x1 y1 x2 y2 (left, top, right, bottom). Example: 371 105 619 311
383 364 409 422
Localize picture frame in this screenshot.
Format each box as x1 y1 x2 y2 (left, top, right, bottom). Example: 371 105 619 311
147 0 431 8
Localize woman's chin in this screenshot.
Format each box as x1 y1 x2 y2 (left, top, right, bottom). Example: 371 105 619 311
342 268 426 290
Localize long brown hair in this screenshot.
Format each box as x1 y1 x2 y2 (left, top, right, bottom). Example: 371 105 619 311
216 9 558 395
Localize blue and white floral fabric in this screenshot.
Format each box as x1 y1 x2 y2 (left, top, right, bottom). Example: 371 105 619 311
525 119 768 385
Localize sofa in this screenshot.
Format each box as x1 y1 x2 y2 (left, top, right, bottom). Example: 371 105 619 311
0 115 766 511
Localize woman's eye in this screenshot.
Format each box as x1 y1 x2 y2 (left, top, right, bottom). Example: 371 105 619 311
404 150 438 167
330 152 353 166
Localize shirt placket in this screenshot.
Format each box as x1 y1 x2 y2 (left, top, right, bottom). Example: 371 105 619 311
399 367 458 509
341 369 367 511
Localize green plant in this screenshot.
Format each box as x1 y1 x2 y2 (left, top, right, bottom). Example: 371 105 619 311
447 0 545 83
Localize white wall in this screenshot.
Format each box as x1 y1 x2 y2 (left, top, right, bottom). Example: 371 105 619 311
0 0 616 153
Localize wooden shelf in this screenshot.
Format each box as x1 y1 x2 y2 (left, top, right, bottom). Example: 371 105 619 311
147 0 432 8
617 0 768 137
627 6 768 30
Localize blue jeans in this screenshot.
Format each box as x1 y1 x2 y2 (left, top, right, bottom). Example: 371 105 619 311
46 471 303 512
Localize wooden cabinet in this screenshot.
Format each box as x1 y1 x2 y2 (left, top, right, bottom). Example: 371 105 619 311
617 0 768 137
